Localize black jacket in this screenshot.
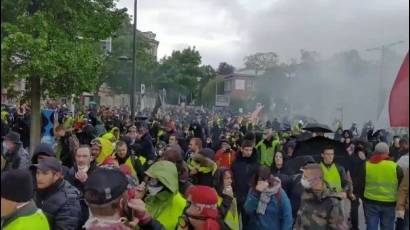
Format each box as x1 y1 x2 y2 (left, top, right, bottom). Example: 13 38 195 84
137 133 156 162
288 173 304 219
34 179 82 230
65 162 99 228
3 145 31 171
271 166 292 195
65 161 99 193
231 149 259 205
390 145 402 162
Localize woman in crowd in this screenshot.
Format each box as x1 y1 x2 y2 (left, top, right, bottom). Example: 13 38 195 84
244 166 293 230
271 151 291 194
214 167 240 230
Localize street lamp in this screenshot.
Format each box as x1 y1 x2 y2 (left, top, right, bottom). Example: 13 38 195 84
130 0 138 122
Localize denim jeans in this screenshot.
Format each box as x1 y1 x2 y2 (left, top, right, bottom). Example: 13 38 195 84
364 202 396 230
404 210 409 230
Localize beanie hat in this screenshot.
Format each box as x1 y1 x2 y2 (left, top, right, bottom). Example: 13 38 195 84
374 142 389 155
189 185 218 205
1 169 33 202
188 185 219 219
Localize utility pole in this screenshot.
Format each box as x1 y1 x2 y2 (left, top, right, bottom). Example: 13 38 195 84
130 0 138 122
366 40 404 120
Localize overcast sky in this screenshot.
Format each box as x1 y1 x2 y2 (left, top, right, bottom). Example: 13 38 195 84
117 0 409 68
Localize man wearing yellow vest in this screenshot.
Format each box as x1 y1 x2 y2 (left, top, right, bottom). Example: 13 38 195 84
320 145 353 225
361 142 403 230
113 141 145 182
320 146 352 195
256 127 280 167
1 169 50 230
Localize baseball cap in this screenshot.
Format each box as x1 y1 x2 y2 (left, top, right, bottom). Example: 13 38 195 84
30 157 62 173
84 168 128 205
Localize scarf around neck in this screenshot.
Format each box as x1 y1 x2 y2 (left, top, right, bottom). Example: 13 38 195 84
256 181 281 215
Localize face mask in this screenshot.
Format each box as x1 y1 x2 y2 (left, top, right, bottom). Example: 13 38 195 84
301 177 312 189
147 185 164 196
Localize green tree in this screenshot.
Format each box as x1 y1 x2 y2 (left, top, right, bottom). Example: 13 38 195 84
154 47 215 104
103 17 158 93
217 62 235 75
1 0 126 150
244 52 279 75
200 77 224 107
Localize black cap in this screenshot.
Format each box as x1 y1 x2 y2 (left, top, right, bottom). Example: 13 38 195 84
199 148 215 160
302 156 316 166
4 131 22 144
30 157 62 173
1 169 33 202
33 143 55 157
84 168 128 205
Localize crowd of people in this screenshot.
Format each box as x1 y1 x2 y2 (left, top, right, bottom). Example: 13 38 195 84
1 102 409 230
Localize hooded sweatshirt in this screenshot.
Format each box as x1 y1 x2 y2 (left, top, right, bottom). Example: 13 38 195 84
144 161 187 230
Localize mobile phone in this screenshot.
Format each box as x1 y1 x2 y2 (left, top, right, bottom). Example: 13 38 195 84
124 205 134 221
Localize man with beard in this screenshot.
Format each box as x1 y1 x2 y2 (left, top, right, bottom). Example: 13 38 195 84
31 157 82 229
255 128 280 167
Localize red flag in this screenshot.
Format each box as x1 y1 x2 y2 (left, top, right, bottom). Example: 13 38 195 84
389 52 409 127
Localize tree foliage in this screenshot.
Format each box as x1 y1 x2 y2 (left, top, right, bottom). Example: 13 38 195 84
200 77 224 107
243 52 279 75
154 47 216 104
103 17 158 93
1 0 127 149
217 62 235 75
1 0 127 97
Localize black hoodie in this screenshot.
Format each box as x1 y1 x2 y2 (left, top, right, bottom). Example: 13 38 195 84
231 148 259 206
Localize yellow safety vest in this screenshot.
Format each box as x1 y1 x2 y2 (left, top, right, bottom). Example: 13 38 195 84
146 192 187 230
3 210 50 230
364 160 398 202
217 196 240 230
1 111 8 122
320 162 343 192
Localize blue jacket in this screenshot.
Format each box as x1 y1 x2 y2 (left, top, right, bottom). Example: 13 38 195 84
244 189 293 230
